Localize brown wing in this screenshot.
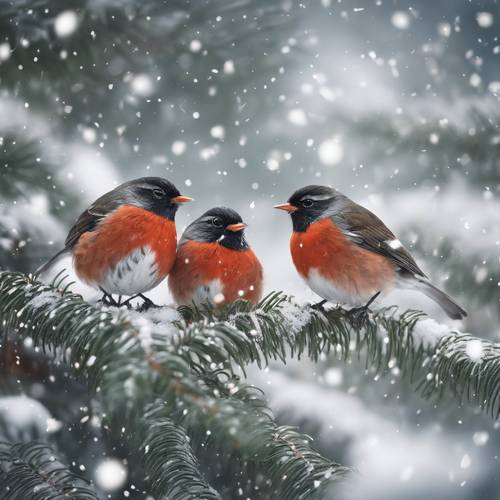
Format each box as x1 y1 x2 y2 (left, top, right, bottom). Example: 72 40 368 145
64 189 126 249
332 203 426 277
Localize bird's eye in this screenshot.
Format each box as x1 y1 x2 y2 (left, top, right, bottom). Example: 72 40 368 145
212 217 223 227
302 199 313 207
152 188 165 199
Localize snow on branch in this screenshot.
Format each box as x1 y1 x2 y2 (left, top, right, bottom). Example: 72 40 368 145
0 270 498 497
175 295 500 419
0 272 348 498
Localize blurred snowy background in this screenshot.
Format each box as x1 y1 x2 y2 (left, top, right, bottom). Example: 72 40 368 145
1 0 500 498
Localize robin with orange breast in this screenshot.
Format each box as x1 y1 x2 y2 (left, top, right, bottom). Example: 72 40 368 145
36 177 192 308
275 185 467 320
168 207 263 307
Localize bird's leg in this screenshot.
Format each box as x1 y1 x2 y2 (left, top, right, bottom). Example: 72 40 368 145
363 291 381 309
120 294 141 309
121 295 138 309
98 287 118 307
137 294 160 312
311 299 328 311
346 291 381 328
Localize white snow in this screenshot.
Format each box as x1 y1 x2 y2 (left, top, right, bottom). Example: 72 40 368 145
94 458 127 491
171 140 187 155
287 108 308 126
0 396 60 438
210 125 225 140
318 137 343 166
189 39 202 53
410 318 451 347
266 150 282 171
28 290 61 309
54 11 79 38
460 454 471 469
476 12 494 28
391 11 411 30
472 431 489 447
278 299 313 332
437 22 451 37
223 60 235 75
465 339 484 362
0 42 11 62
121 306 180 350
130 74 155 97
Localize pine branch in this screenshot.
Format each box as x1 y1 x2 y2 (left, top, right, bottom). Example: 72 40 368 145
173 295 500 419
0 272 347 498
140 402 220 500
177 373 348 498
0 441 98 500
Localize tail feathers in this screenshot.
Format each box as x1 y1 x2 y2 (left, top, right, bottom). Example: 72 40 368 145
34 248 69 277
417 278 467 320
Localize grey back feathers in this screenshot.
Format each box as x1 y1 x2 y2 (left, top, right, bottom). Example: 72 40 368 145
35 177 182 276
287 184 467 319
334 201 467 319
65 177 181 249
331 202 425 278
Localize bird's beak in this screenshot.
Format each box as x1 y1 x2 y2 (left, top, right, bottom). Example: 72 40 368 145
226 222 247 232
172 195 193 204
274 202 298 213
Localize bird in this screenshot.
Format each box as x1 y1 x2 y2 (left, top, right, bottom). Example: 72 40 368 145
36 177 192 308
168 207 263 307
274 185 467 320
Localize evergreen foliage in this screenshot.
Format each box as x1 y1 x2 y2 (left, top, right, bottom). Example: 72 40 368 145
1 0 498 497
0 441 98 500
0 271 498 497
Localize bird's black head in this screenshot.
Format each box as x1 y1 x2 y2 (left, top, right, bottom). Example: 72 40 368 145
122 177 192 220
275 185 339 232
181 207 249 251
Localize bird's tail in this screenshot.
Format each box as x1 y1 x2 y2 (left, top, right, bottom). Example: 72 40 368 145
416 278 467 320
34 248 69 277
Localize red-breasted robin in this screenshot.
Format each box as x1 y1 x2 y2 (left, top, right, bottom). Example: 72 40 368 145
275 185 467 319
168 207 263 307
36 177 192 307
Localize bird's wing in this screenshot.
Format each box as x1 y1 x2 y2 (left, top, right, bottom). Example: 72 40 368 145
64 191 125 248
332 203 426 277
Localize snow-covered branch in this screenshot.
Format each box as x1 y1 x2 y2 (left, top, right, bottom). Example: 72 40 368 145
0 272 348 498
1 270 498 497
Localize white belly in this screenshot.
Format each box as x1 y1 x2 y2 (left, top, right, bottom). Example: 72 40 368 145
96 246 163 296
306 268 365 307
190 279 224 307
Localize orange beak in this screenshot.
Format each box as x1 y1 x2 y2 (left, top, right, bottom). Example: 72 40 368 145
274 202 298 213
226 222 247 232
172 195 193 204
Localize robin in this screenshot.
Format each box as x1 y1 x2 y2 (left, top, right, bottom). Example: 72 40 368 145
36 177 192 308
274 185 467 320
168 207 263 307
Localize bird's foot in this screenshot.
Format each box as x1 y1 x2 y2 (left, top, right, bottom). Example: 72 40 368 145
136 294 159 312
311 299 328 312
98 291 119 307
119 296 136 309
346 292 381 329
346 305 370 329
